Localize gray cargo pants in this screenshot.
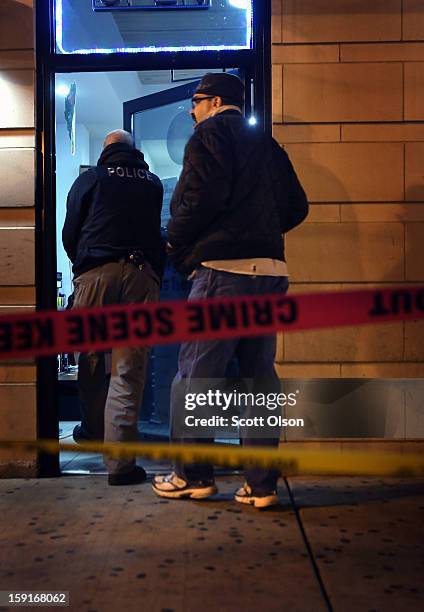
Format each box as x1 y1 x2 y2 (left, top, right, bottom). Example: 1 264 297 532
73 262 160 475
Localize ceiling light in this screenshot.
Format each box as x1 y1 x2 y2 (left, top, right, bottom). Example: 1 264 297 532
229 0 249 9
56 84 70 96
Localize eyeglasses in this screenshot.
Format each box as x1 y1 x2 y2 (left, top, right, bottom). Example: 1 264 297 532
191 95 215 109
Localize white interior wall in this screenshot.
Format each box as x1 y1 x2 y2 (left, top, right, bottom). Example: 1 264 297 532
56 122 90 301
89 133 104 166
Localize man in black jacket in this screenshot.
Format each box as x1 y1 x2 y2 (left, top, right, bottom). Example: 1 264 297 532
63 129 164 486
152 73 308 507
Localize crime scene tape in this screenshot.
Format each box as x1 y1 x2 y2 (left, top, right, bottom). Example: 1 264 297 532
1 440 424 478
0 285 423 360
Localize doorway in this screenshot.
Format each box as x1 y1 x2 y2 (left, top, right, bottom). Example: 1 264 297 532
55 68 247 473
35 0 270 477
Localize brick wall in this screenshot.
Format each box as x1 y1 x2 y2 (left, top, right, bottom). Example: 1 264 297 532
0 0 37 476
272 0 424 380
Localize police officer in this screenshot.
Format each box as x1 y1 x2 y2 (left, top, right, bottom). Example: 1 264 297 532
63 130 164 485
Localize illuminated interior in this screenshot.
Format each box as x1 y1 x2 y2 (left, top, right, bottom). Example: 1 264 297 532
55 0 253 54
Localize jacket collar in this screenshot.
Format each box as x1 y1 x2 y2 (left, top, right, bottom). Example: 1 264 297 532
211 106 243 117
97 142 149 169
195 107 243 130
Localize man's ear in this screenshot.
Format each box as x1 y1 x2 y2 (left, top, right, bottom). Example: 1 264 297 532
214 96 224 108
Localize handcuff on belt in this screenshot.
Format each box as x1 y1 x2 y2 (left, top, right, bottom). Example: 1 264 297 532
126 250 160 286
127 249 146 270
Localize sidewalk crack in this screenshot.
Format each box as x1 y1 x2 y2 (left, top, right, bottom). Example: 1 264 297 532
284 478 334 612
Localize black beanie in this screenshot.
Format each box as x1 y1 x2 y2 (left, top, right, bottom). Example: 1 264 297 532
195 73 245 108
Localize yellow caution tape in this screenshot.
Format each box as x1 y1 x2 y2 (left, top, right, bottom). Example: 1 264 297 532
1 440 424 478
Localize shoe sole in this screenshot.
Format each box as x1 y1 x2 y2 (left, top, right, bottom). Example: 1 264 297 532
108 476 147 486
234 494 279 509
152 484 218 500
108 478 147 486
108 468 147 486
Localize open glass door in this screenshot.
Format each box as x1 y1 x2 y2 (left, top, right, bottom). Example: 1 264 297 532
123 78 202 438
124 80 199 226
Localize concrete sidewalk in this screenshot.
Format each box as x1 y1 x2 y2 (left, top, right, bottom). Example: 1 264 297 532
0 475 423 612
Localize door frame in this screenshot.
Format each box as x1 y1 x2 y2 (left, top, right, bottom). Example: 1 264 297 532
123 79 203 133
34 0 272 476
122 69 253 133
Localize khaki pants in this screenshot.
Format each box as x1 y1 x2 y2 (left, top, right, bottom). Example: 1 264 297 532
73 262 160 474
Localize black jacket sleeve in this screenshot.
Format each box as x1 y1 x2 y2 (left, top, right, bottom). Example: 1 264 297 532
154 179 168 279
62 170 97 262
167 126 233 249
271 139 309 233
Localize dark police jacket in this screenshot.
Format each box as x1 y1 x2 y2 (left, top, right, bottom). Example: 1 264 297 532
62 143 165 279
167 110 308 274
